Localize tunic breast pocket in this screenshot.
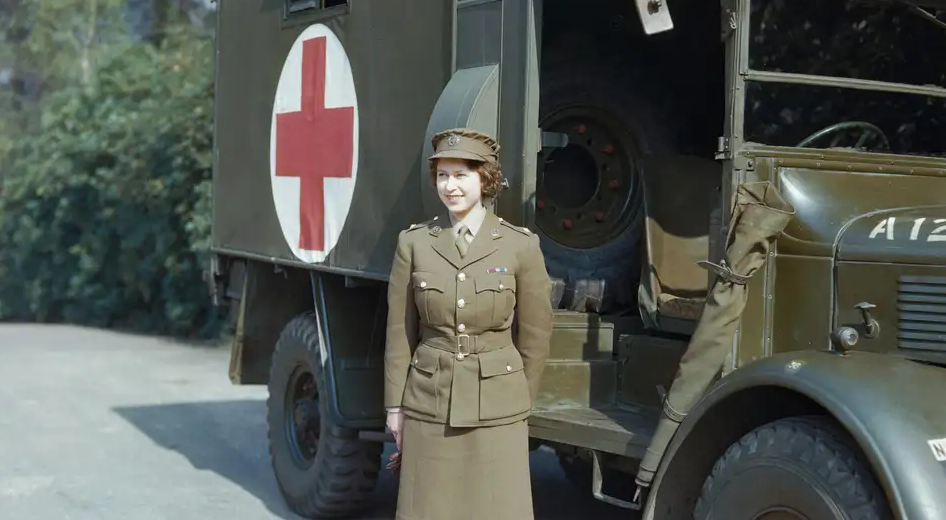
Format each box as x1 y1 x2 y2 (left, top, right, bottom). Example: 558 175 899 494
411 271 445 325
474 274 516 326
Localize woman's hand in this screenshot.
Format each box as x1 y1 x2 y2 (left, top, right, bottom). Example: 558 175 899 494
386 408 404 471
386 450 402 471
387 408 404 451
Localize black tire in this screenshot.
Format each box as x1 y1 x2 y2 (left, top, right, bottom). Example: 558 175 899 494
695 416 893 520
266 313 383 519
536 61 683 312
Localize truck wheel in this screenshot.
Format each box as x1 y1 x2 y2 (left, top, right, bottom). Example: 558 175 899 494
536 62 681 312
694 416 893 520
266 313 382 519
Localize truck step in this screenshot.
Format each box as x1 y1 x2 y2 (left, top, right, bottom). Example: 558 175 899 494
548 310 615 361
528 404 658 459
535 359 617 409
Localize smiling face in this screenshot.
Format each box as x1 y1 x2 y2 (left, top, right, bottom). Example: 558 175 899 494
435 158 484 219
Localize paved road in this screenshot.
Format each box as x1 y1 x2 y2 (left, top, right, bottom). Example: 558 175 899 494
0 324 633 520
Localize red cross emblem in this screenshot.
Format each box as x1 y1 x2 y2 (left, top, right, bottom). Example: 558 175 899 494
273 34 356 253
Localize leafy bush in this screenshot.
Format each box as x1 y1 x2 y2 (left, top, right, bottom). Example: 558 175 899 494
0 27 224 339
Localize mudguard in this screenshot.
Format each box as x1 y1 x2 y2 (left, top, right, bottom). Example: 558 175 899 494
420 64 499 217
643 349 946 520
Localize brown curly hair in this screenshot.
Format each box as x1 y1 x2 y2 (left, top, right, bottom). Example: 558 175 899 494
429 158 504 199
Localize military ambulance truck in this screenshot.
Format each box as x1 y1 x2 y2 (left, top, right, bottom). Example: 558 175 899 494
208 0 946 518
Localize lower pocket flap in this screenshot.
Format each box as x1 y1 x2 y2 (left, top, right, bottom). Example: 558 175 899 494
411 346 441 375
478 347 524 378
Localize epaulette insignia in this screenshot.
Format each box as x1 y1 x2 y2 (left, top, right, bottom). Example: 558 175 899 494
499 218 531 236
407 216 438 232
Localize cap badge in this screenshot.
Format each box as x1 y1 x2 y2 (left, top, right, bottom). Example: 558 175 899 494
447 134 460 147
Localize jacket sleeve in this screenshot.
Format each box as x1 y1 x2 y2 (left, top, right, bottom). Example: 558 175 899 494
384 229 419 408
514 232 553 403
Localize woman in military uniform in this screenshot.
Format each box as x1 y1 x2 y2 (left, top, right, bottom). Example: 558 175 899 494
384 128 553 520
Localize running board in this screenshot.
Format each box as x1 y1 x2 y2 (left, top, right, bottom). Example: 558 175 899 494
527 404 658 459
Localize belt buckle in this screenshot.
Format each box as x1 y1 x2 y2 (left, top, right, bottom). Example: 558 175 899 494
456 334 471 360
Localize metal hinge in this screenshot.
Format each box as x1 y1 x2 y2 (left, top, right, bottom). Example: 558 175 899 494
716 138 756 171
715 135 731 160
720 1 737 41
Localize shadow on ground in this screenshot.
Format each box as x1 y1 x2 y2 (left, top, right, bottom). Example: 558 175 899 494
113 399 307 519
113 399 630 520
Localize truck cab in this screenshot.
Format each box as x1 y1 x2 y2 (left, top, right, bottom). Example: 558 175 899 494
209 0 946 518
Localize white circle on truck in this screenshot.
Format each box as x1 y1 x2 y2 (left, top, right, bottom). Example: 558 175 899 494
269 23 359 264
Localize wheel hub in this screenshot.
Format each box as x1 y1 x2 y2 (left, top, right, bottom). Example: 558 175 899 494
543 144 599 209
536 109 642 250
284 365 320 469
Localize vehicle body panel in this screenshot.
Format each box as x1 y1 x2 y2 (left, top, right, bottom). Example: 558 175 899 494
836 205 946 265
750 152 946 256
731 151 946 366
643 350 946 520
211 0 454 279
835 264 946 361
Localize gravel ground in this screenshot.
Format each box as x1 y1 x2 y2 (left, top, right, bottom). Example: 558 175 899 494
0 324 632 520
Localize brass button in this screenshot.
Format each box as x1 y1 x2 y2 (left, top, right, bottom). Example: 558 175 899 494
457 298 465 308
498 283 504 290
458 324 466 332
506 365 512 372
420 281 427 288
457 272 466 281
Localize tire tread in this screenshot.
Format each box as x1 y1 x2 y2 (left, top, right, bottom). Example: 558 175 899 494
694 416 890 520
266 313 383 519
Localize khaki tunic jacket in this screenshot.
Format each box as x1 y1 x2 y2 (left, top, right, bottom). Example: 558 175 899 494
384 211 553 428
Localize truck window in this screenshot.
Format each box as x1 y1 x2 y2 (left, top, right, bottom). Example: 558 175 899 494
749 0 946 85
743 0 946 157
288 0 347 13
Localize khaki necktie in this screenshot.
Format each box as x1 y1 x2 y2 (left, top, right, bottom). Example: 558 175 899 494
455 224 471 257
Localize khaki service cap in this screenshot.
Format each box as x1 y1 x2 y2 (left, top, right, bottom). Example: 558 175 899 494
428 128 500 163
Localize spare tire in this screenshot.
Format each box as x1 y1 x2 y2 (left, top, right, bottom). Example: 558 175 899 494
535 62 682 312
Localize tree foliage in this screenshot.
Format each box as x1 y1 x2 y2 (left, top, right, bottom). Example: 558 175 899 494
0 1 223 338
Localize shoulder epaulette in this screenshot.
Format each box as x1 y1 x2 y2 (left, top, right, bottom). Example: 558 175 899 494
498 217 532 236
406 216 439 232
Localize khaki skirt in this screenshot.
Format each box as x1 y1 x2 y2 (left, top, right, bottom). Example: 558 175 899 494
396 416 534 520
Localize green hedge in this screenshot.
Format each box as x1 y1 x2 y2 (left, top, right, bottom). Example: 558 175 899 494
0 29 225 339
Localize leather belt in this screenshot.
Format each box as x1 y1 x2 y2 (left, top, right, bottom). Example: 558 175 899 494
420 330 512 360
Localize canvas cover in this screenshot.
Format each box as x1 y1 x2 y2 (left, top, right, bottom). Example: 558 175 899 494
635 181 797 486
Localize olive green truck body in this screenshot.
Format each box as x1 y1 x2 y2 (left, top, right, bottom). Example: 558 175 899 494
208 0 946 518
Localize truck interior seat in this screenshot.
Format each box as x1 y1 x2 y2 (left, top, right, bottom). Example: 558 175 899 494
640 155 722 323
